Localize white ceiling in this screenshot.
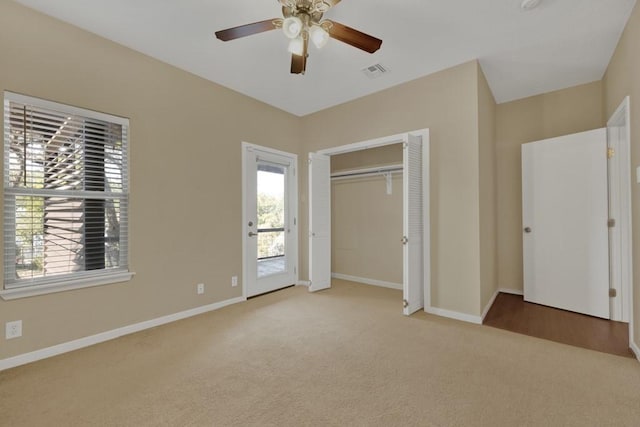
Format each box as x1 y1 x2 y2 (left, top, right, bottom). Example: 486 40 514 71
14 0 637 116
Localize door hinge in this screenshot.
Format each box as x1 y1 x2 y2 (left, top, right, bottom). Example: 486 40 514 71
609 288 617 298
401 236 408 245
607 147 615 159
608 218 616 228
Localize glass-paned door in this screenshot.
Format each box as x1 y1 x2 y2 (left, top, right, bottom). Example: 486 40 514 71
244 145 297 297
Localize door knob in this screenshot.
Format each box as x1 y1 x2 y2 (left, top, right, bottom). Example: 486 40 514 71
248 232 258 237
524 227 532 233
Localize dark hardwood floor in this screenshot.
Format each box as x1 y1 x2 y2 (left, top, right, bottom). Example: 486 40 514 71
483 293 633 358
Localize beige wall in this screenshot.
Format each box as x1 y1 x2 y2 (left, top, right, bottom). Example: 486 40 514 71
332 175 403 284
302 61 483 316
331 147 403 284
0 1 301 359
604 1 640 349
478 65 498 311
495 81 605 293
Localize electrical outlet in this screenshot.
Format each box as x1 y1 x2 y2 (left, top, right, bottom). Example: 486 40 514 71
231 276 238 287
197 283 205 295
6 320 22 340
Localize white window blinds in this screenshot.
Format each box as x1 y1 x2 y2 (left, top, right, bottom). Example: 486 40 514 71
3 92 129 291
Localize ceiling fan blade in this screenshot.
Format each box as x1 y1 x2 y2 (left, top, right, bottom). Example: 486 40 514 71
291 54 306 74
215 19 279 41
327 21 382 53
291 37 309 74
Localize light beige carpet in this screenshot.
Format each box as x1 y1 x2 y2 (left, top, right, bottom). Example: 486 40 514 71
1 280 639 426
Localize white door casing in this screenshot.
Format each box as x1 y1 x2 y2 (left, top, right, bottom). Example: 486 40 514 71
607 96 632 323
242 143 298 298
308 129 430 313
403 134 425 315
309 152 331 292
522 128 609 319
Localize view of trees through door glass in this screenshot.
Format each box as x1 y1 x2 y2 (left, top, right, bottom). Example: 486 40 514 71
257 163 286 277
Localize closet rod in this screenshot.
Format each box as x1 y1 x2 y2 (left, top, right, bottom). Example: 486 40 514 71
331 163 403 180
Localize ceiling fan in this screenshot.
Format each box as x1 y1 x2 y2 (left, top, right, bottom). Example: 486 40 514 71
215 0 383 75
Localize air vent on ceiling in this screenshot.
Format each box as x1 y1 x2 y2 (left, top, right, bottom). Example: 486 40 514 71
362 63 389 79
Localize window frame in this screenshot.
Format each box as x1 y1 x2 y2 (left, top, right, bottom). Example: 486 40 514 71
1 91 133 300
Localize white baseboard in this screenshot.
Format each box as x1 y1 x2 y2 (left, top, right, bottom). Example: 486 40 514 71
0 296 245 372
424 306 482 325
499 288 524 296
331 273 403 290
297 280 311 287
481 289 500 322
631 340 640 363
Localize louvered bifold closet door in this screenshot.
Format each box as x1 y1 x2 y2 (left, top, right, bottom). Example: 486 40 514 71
403 134 424 315
309 152 331 292
3 94 129 289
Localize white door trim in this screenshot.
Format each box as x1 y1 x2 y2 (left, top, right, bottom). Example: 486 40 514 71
316 132 408 156
607 97 633 330
241 142 299 299
309 129 430 314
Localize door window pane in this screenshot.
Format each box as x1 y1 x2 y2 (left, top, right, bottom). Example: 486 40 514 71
256 163 286 277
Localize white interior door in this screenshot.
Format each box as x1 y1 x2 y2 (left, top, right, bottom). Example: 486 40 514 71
522 128 609 318
309 152 331 292
403 134 424 315
244 144 297 298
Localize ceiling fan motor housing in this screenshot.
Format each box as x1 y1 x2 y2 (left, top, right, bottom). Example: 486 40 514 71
282 0 326 25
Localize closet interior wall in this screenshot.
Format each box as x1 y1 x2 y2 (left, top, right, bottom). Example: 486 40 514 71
330 144 404 287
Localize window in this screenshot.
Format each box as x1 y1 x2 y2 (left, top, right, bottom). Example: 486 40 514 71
2 92 131 299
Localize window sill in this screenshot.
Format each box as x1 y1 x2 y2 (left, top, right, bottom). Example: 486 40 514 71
0 271 135 300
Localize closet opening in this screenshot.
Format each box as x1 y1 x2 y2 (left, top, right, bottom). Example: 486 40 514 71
308 130 430 315
331 145 404 292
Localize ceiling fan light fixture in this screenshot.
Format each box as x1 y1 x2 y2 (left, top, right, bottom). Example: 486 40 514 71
288 36 305 56
309 25 329 49
313 1 331 13
282 16 303 39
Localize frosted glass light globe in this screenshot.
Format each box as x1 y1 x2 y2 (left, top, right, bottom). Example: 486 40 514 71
288 36 304 56
282 16 303 39
309 25 329 49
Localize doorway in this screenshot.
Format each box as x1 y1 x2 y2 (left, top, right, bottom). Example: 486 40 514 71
242 143 298 298
330 145 404 291
308 129 430 315
515 97 633 354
